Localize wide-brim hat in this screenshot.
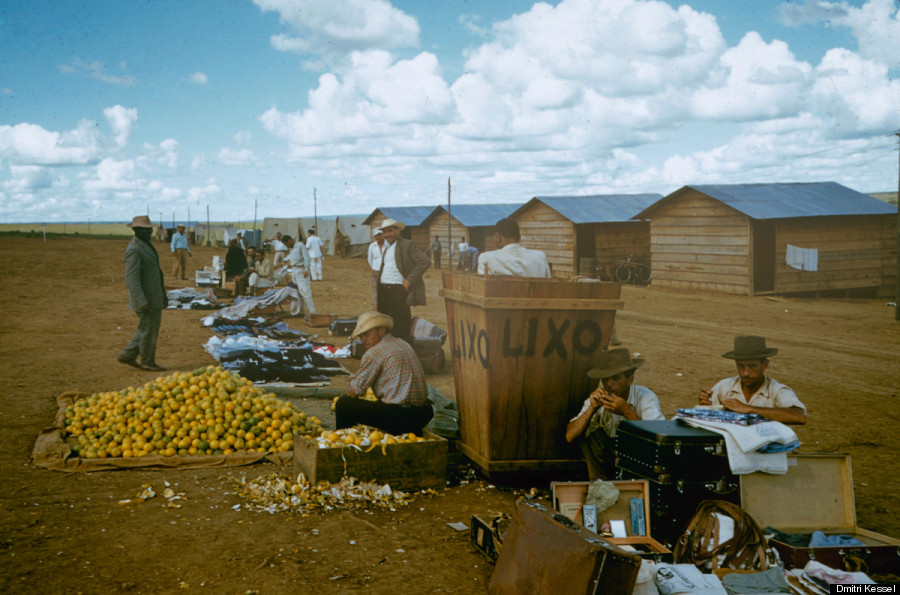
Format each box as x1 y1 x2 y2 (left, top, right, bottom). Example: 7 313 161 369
372 227 384 236
127 215 154 229
379 218 405 231
587 348 644 379
722 335 778 359
350 311 394 342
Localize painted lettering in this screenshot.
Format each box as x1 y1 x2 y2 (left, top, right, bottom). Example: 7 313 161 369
543 318 570 360
502 319 523 357
477 330 489 368
572 319 602 356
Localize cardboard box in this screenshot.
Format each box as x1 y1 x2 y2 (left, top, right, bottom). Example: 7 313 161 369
305 313 335 327
551 479 673 562
293 431 448 491
741 453 900 573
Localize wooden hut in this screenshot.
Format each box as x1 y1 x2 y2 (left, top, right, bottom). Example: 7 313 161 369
510 194 662 279
422 203 522 269
634 182 897 297
363 206 439 249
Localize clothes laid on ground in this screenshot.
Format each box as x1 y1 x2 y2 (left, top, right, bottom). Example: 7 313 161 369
209 317 307 341
200 286 303 321
218 346 347 384
676 417 799 474
676 408 768 426
720 566 793 595
203 334 350 363
166 288 220 310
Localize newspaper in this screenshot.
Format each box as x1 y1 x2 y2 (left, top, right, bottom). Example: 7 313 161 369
654 564 727 595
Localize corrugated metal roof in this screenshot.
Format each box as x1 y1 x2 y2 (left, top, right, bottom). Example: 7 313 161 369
530 194 663 223
641 182 895 220
426 203 523 227
364 205 439 226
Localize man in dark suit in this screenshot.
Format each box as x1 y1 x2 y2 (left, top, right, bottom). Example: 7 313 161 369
118 215 168 372
376 218 430 344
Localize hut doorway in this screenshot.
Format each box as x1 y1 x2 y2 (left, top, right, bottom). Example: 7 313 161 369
576 224 597 276
752 220 775 294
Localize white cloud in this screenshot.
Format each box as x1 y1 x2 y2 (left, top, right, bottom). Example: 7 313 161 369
1 165 56 192
188 183 222 202
103 105 138 147
83 158 142 192
60 58 137 87
216 147 259 166
189 72 209 84
0 120 100 165
234 131 252 145
253 0 419 58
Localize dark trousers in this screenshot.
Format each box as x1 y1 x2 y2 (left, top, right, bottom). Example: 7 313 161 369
579 429 616 481
433 251 441 269
119 308 162 366
334 396 433 436
377 283 412 343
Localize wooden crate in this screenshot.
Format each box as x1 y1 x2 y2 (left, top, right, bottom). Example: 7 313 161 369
293 432 448 491
551 479 672 562
440 273 621 475
741 453 900 572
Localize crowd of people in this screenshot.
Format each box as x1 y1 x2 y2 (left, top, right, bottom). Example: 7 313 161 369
119 214 806 457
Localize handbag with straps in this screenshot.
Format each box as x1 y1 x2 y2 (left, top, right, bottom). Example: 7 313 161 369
673 499 770 571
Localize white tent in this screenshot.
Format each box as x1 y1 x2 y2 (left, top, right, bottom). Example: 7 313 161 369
262 218 302 241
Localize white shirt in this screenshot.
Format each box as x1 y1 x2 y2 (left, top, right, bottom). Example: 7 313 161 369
709 376 806 411
306 235 323 258
571 384 664 438
368 241 385 271
288 242 310 270
272 239 287 253
380 241 404 284
477 243 551 278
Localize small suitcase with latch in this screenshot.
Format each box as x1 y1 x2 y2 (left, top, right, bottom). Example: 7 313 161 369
615 419 730 480
489 500 641 595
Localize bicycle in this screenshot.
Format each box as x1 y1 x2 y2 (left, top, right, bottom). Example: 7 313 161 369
613 256 651 285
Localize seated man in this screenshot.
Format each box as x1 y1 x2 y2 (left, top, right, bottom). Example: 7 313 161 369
566 347 664 480
698 335 806 424
334 312 433 435
246 246 274 295
477 217 551 278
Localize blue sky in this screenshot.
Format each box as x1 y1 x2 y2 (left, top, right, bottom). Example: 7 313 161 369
1 0 898 223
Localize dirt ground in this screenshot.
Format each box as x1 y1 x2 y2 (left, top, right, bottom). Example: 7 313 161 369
1 235 898 594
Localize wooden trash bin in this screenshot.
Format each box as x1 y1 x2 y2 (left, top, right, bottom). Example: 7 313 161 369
441 273 621 477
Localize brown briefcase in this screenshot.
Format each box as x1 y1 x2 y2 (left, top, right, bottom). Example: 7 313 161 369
489 500 642 595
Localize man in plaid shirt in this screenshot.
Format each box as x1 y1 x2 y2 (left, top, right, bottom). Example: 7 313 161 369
335 312 432 435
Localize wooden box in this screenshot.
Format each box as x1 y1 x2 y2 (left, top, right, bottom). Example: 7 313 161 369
551 480 672 562
292 432 448 491
305 313 335 327
741 453 900 573
441 273 621 477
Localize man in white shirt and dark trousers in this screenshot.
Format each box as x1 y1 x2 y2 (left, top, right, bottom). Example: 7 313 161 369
367 227 385 309
283 235 316 315
376 218 429 344
305 229 324 281
477 218 551 278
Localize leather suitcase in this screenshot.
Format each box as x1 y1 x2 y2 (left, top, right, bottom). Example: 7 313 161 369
489 500 641 595
615 419 730 480
741 453 900 579
617 459 739 547
413 337 444 374
330 317 357 336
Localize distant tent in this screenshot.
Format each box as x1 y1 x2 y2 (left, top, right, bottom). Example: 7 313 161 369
337 215 370 257
262 218 302 242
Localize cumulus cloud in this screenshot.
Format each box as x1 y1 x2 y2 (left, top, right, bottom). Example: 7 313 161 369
0 120 101 166
253 0 419 59
104 105 138 147
82 158 142 192
188 183 222 202
189 72 209 84
1 165 56 192
216 147 259 166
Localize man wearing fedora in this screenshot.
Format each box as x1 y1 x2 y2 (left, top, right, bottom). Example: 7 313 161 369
334 312 432 435
118 215 167 372
170 223 191 280
566 348 664 480
377 218 430 344
698 335 806 424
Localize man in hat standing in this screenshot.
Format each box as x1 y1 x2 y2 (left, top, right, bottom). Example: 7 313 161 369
566 347 664 480
377 218 429 344
170 223 191 280
367 227 385 309
118 215 167 372
334 312 432 435
698 336 806 424
477 217 551 277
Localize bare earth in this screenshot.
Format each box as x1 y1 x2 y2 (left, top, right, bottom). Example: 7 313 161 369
1 235 898 594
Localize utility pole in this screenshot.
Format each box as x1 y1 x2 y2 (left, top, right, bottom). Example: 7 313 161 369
188 206 191 245
447 177 452 272
206 204 211 247
313 188 318 236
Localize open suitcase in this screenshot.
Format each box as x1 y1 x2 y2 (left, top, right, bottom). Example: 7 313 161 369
489 500 641 595
741 453 900 579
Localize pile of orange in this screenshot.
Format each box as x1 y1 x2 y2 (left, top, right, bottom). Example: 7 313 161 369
63 365 322 459
313 425 428 450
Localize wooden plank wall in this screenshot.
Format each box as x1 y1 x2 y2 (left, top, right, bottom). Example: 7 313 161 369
515 201 575 279
650 192 752 294
428 212 468 254
593 221 651 273
774 215 897 295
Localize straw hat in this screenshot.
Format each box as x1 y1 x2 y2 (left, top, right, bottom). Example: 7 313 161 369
350 311 394 341
722 336 778 360
586 348 644 379
127 215 154 229
379 218 405 230
372 227 383 236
